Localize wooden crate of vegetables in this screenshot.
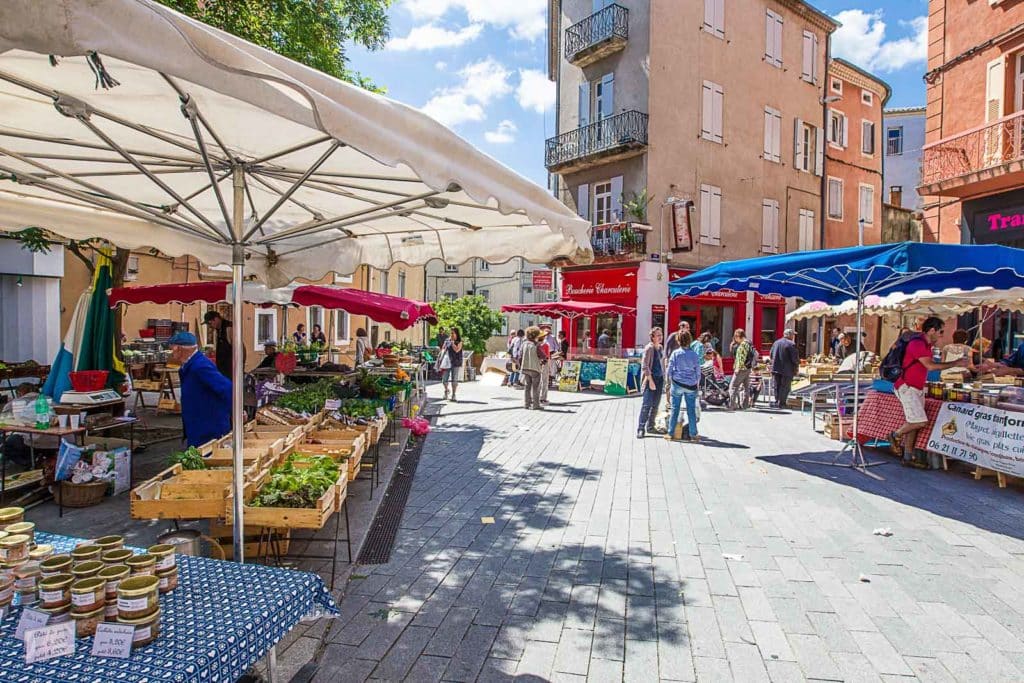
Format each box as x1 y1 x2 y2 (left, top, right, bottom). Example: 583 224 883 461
206 436 283 469
305 431 366 480
234 454 341 530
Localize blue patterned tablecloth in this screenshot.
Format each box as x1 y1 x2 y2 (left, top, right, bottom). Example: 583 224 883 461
0 532 339 682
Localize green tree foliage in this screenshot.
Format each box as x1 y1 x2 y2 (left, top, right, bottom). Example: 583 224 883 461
432 295 504 355
159 0 392 91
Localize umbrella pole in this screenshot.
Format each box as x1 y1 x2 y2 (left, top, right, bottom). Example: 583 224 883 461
230 170 246 564
801 293 885 479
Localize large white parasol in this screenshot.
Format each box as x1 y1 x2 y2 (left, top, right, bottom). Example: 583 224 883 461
0 0 593 560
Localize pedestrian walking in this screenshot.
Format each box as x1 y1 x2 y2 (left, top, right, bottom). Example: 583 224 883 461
769 329 800 408
666 331 701 442
509 329 525 387
637 327 666 439
437 326 464 401
887 317 968 463
354 327 371 367
537 327 552 405
729 329 756 410
520 326 543 409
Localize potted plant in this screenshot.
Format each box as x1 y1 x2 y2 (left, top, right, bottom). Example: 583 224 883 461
622 188 652 224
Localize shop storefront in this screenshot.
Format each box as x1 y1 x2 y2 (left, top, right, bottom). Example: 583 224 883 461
560 265 786 367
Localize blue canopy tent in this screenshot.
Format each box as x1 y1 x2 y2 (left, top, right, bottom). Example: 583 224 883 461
670 242 1024 478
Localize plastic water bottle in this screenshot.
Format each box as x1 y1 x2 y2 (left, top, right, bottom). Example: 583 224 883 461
34 394 50 430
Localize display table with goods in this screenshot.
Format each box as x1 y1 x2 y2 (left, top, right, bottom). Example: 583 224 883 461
0 522 337 682
856 380 1024 475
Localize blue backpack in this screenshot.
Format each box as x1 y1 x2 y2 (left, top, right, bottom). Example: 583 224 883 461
879 332 923 382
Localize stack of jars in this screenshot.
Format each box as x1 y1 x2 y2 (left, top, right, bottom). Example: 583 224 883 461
0 507 50 611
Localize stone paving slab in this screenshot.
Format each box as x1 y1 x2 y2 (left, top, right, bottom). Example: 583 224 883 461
301 380 1024 681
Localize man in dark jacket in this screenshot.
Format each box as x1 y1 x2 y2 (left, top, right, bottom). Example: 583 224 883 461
169 332 231 447
203 310 233 378
769 329 800 409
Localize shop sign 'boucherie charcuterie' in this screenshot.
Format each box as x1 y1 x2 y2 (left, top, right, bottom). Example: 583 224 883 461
927 402 1024 476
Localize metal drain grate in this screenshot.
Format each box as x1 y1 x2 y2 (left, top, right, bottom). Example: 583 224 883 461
356 424 428 564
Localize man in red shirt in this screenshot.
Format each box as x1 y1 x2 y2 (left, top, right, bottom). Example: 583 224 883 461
890 317 970 463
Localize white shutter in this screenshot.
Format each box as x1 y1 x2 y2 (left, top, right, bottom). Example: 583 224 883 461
859 185 874 224
610 175 623 223
801 31 815 82
710 186 722 243
811 33 819 82
814 126 825 176
715 0 725 38
713 83 723 143
763 109 773 159
761 199 778 253
799 209 814 251
793 117 804 168
578 82 590 127
704 0 724 38
577 184 590 221
764 107 781 162
840 113 848 148
699 185 711 241
765 10 783 67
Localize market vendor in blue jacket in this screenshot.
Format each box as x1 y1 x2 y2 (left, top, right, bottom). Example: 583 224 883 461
168 331 232 447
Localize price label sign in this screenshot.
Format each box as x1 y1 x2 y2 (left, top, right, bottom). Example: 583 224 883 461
15 609 49 641
376 407 385 418
324 399 341 411
91 623 135 659
24 621 75 664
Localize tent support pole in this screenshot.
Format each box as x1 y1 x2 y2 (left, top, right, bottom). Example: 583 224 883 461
801 291 885 479
230 167 247 563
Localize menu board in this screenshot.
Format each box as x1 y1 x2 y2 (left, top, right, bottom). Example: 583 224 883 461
605 359 629 396
558 361 581 393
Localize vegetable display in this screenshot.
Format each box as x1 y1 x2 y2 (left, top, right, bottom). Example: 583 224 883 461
168 447 206 470
273 378 338 414
250 455 340 508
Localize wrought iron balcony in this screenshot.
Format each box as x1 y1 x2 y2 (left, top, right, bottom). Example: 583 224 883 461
592 222 648 262
920 111 1024 198
565 4 629 67
545 110 648 173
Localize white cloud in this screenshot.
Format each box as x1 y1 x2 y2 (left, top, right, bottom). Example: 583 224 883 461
516 69 555 114
484 119 518 144
435 61 447 71
421 57 513 128
387 23 483 51
832 10 927 73
402 0 547 41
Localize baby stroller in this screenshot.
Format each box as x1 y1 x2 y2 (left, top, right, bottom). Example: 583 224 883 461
699 363 730 407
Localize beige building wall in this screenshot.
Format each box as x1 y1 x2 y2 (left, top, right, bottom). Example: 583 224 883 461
647 0 835 270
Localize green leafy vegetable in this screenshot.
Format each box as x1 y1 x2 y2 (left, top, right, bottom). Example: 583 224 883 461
250 454 340 509
168 446 206 470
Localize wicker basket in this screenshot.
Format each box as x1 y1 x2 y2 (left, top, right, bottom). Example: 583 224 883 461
55 480 108 508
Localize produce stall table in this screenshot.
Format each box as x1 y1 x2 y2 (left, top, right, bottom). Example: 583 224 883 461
0 531 338 682
856 390 945 452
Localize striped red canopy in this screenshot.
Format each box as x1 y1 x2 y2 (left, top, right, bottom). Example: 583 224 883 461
501 301 636 320
109 282 436 330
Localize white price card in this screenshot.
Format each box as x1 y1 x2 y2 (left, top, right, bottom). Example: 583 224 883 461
24 621 75 664
324 399 341 411
91 623 135 659
15 608 49 641
376 407 385 418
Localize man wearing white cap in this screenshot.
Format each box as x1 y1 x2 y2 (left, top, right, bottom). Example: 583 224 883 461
168 331 232 447
769 329 799 409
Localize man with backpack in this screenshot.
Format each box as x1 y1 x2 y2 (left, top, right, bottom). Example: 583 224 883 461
886 317 970 463
729 329 756 410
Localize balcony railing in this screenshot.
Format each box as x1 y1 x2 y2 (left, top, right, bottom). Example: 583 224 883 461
920 111 1024 192
592 223 647 260
565 4 629 66
545 110 648 172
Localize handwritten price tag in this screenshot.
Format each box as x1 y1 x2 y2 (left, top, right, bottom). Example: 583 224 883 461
376 407 385 418
91 623 135 659
15 609 49 641
324 399 341 411
24 621 75 664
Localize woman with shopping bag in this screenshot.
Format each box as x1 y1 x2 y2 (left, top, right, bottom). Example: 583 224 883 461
436 327 464 401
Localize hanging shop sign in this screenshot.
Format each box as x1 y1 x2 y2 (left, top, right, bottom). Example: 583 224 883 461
671 201 694 252
965 189 1024 244
532 270 554 291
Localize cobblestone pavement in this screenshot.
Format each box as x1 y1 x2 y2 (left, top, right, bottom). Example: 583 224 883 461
311 379 1024 682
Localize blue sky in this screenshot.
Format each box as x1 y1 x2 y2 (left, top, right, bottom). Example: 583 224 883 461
348 0 929 187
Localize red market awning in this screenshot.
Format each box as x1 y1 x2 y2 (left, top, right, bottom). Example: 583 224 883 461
109 282 437 329
501 301 636 320
291 286 436 330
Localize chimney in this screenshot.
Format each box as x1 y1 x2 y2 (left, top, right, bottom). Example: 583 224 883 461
889 185 903 208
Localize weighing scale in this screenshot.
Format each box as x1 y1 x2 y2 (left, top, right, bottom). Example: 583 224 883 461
59 389 123 405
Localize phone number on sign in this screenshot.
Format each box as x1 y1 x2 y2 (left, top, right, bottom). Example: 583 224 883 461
927 439 977 462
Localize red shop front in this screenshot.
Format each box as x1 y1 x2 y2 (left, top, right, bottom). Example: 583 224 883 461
561 266 639 351
668 269 785 371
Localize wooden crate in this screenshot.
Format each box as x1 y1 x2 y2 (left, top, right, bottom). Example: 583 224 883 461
130 465 232 520
209 520 291 560
234 483 337 529
289 442 355 462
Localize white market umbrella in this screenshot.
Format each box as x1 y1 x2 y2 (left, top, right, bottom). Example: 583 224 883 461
788 288 1024 323
0 0 593 560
